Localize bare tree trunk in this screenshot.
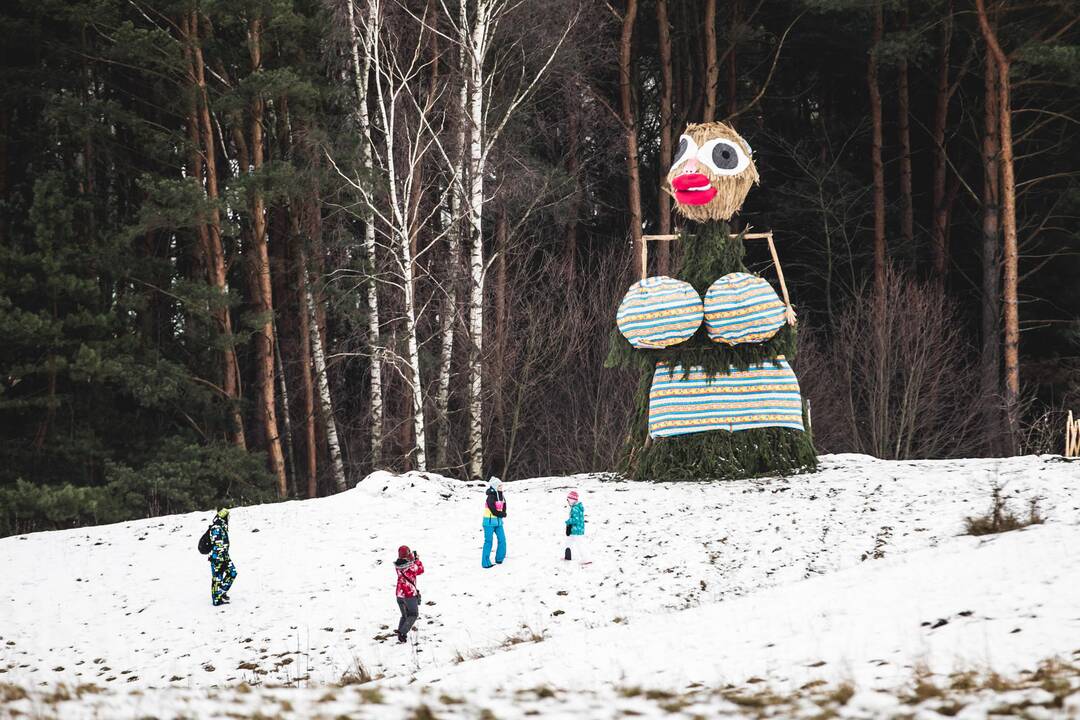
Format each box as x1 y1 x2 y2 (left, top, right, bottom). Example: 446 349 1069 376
931 1 953 285
285 218 319 497
189 11 246 450
0 107 6 245
897 3 914 258
868 0 886 294
495 208 509 364
368 0 429 473
564 95 583 279
674 1 694 132
726 0 739 118
346 0 384 465
464 0 491 481
246 17 288 497
979 47 1002 455
181 15 211 307
300 248 347 490
493 208 509 466
434 194 460 471
656 0 673 275
703 0 718 122
401 237 429 472
273 317 296 495
620 0 644 280
976 0 1020 453
456 0 573 478
867 0 889 456
296 264 319 496
434 11 468 471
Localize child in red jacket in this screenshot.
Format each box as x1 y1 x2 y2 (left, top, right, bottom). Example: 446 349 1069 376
394 545 424 643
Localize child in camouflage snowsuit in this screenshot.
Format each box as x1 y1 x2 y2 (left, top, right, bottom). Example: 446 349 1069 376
209 508 237 606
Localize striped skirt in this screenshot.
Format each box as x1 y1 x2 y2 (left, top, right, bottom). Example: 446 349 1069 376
648 359 806 437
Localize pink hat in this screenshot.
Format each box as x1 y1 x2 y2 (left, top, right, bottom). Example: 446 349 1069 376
567 490 579 503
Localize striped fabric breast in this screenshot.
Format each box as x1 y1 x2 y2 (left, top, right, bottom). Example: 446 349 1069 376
648 359 806 437
703 273 786 345
617 276 703 349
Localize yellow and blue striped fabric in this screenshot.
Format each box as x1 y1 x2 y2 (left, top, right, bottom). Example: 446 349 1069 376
617 276 703 349
703 273 786 345
648 359 805 437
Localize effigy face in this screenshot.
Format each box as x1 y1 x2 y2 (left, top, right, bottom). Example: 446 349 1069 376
666 121 759 222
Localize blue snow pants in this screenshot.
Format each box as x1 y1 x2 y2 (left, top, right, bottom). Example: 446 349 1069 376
482 521 506 568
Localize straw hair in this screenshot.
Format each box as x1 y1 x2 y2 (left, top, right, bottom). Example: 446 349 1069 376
665 121 759 222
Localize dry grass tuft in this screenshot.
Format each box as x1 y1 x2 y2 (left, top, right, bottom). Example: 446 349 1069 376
358 687 384 704
502 625 546 648
338 656 372 686
409 704 439 720
963 484 1045 536
949 671 978 691
826 683 854 705
0 683 28 703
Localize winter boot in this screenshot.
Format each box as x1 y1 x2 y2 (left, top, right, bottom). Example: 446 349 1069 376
564 547 572 561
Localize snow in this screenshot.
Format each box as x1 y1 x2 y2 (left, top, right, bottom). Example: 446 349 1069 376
1 454 1079 719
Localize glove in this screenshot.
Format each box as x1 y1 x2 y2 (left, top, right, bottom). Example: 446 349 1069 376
565 524 571 536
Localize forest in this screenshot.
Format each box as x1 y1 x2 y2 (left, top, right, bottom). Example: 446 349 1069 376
0 0 1077 535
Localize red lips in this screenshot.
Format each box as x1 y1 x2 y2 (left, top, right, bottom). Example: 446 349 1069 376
671 173 717 206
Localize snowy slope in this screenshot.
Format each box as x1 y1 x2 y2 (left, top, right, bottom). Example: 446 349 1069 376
412 520 1080 694
1 454 1077 712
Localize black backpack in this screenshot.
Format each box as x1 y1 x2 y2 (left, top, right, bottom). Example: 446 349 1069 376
198 526 212 555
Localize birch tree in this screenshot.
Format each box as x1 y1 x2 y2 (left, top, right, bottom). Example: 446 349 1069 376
300 249 347 490
447 0 577 480
345 0 386 465
433 1 469 471
333 0 465 472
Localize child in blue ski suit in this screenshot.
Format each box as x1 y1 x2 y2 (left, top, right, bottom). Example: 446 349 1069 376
209 508 237 606
564 490 587 562
482 477 507 568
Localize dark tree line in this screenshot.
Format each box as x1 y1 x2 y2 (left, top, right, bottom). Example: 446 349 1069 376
0 0 1077 535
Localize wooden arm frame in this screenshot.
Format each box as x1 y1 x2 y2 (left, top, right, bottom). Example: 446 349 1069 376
640 229 795 323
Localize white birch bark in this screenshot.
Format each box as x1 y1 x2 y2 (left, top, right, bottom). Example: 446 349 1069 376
326 0 572 478
456 0 575 480
302 250 348 491
464 0 489 481
434 181 460 469
346 0 384 465
369 0 428 471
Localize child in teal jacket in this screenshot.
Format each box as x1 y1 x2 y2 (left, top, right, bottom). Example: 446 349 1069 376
563 490 588 563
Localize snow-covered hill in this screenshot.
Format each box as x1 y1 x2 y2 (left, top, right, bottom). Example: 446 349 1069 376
1 454 1079 719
